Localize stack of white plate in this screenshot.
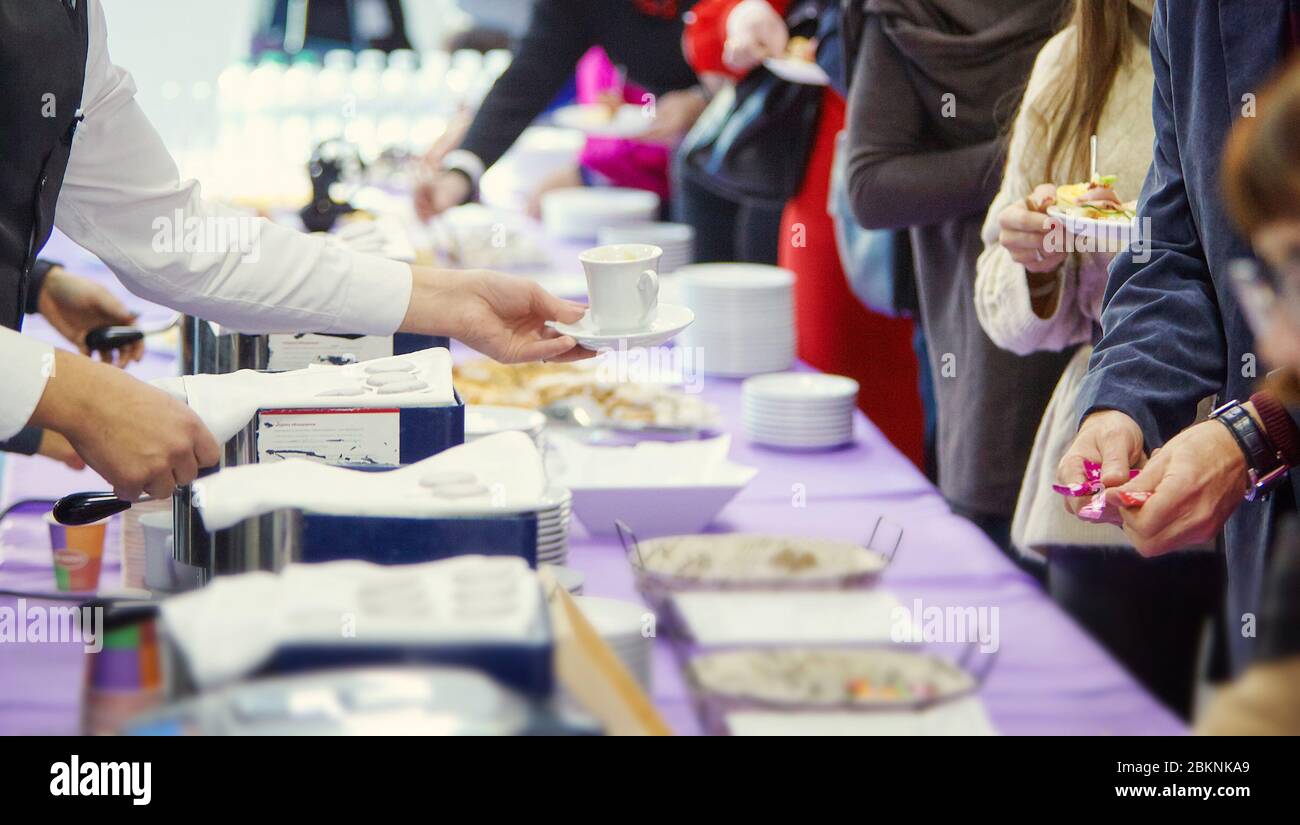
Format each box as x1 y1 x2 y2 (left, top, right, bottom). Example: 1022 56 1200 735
464 405 546 447
597 222 694 272
573 596 653 691
742 373 859 450
541 187 660 240
676 264 796 376
539 564 585 594
535 486 573 566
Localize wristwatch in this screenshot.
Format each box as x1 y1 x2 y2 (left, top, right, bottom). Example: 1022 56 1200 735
1211 400 1289 501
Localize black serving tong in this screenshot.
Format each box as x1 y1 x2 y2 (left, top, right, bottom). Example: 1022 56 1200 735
83 312 181 359
52 490 161 526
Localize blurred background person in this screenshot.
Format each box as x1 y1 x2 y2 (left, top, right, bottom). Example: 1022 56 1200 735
682 0 925 465
413 0 709 221
845 0 1072 555
1056 0 1300 674
1202 60 1300 732
974 0 1221 719
524 48 672 218
253 0 414 57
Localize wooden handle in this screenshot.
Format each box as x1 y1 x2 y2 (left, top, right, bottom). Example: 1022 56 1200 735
539 568 672 736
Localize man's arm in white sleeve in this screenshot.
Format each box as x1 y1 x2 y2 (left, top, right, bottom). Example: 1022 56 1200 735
0 328 55 440
53 0 413 336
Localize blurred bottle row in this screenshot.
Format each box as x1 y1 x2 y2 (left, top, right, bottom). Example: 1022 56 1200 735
172 47 512 206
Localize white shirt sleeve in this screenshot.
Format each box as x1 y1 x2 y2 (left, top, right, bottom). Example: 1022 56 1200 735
54 0 414 337
973 30 1090 357
0 329 55 440
1 0 415 439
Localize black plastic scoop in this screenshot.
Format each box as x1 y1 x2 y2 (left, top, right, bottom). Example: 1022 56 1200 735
84 325 145 355
52 491 137 525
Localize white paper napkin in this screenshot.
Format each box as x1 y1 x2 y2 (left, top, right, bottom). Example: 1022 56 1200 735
154 347 455 443
546 434 755 488
673 590 904 645
160 555 544 689
193 431 547 530
724 697 998 736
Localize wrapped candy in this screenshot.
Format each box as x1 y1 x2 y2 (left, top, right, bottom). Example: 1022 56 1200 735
1116 490 1153 507
1052 460 1149 523
1051 460 1141 499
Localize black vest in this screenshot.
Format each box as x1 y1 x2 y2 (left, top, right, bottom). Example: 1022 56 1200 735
0 0 89 331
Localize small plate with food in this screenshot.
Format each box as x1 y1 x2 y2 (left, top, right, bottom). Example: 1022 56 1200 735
552 102 649 138
1046 173 1139 252
762 36 829 86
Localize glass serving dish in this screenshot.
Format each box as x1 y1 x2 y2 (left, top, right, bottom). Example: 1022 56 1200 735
618 518 901 620
680 642 998 736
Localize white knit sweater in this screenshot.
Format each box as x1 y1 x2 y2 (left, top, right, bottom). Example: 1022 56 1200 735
973 14 1155 554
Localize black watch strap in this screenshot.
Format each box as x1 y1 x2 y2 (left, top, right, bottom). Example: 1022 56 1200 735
1213 400 1284 479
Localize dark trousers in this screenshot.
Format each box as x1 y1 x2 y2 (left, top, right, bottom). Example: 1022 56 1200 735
949 503 1050 587
671 167 784 265
1048 545 1224 720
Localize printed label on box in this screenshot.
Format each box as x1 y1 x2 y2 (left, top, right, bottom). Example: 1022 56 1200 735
257 408 401 467
266 334 395 371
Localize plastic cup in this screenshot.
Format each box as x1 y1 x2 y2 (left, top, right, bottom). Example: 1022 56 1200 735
46 513 108 592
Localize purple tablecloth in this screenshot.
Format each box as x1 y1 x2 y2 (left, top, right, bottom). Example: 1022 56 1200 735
0 232 1186 735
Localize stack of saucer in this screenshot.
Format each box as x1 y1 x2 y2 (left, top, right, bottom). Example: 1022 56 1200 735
536 486 573 566
464 405 546 448
742 373 859 450
677 264 796 376
573 596 653 690
597 223 694 272
541 187 660 240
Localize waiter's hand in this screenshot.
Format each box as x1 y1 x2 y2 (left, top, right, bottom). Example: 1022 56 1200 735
30 351 221 501
38 266 145 367
414 170 472 222
402 268 591 363
37 429 86 471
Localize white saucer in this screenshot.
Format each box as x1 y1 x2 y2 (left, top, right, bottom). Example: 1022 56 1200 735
744 372 860 401
763 57 830 86
548 303 695 351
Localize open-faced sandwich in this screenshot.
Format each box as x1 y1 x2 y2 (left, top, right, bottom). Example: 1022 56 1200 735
1054 174 1138 222
784 36 818 63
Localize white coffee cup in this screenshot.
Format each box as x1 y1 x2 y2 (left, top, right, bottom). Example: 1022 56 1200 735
139 511 173 591
579 243 661 332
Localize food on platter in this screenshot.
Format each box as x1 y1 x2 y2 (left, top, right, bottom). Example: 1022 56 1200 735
784 36 818 62
453 358 720 430
689 647 975 708
762 38 829 86
630 533 887 587
1053 174 1137 222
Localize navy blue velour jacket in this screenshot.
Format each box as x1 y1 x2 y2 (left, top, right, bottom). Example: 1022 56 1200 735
1076 0 1294 671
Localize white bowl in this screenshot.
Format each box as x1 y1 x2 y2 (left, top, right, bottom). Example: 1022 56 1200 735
569 480 754 538
541 187 661 240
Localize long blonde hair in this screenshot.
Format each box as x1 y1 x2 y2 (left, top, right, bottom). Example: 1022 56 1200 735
1030 0 1152 182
